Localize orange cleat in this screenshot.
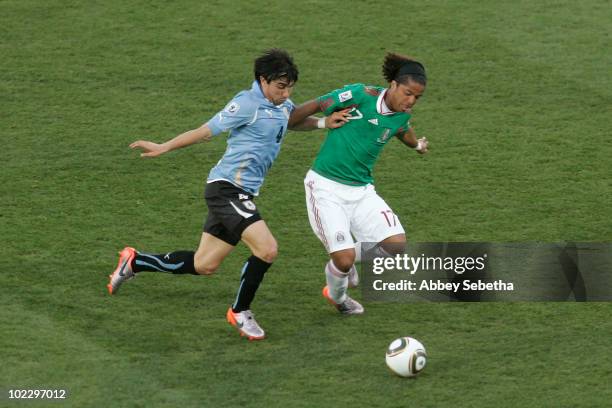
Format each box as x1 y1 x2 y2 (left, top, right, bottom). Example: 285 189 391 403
322 286 364 315
107 247 136 295
226 307 266 341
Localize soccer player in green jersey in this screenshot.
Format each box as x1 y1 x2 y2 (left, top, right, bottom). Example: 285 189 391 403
289 53 429 314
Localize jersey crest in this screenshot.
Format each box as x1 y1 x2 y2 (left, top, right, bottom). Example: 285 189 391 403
376 128 392 144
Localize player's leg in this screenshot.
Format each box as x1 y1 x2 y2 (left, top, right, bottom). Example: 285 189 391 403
323 247 364 314
324 248 354 300
380 233 407 250
107 245 200 295
354 233 406 260
203 181 273 340
233 220 277 311
107 182 241 295
304 170 363 314
107 233 235 295
107 196 239 295
131 230 236 275
224 220 276 340
201 191 271 340
193 232 236 275
351 186 406 264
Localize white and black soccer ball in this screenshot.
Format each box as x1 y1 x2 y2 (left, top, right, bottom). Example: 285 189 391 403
385 337 427 377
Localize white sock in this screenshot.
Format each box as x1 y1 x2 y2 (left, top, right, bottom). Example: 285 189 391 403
325 260 348 303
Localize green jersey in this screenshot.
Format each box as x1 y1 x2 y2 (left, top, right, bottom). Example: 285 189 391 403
312 83 411 186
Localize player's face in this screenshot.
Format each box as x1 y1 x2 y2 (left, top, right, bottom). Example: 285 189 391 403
260 77 294 105
387 80 425 113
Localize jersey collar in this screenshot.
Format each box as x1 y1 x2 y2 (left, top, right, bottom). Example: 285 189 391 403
252 80 266 101
377 89 395 116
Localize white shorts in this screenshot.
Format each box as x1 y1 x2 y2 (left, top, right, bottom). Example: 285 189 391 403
304 169 405 253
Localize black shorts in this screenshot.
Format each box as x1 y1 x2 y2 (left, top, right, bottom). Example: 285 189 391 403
203 181 262 246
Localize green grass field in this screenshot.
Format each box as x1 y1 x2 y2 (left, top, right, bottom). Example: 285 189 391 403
2 0 611 406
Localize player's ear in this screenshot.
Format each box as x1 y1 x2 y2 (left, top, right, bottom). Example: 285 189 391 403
389 80 398 91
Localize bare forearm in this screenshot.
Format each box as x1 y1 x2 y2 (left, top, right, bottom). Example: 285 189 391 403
398 127 418 148
397 127 429 154
290 116 321 131
163 125 212 152
288 100 321 128
130 125 212 158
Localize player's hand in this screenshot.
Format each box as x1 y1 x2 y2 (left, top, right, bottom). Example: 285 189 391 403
416 137 429 154
326 108 351 129
129 140 169 158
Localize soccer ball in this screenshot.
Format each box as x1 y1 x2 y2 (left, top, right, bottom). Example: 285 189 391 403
385 337 427 377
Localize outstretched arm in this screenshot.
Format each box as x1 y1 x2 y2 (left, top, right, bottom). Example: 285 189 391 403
130 124 213 158
397 127 429 154
289 109 351 131
288 100 321 129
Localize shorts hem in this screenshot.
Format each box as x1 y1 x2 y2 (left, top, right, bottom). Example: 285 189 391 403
325 242 356 254
236 213 263 237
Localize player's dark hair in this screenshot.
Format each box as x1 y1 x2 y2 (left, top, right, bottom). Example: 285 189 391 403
254 48 299 85
382 53 426 86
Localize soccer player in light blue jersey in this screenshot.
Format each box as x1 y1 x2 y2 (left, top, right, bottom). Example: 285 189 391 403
107 49 349 340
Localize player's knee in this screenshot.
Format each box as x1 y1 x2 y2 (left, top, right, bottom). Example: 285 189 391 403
194 258 220 275
332 254 355 273
198 265 218 275
255 241 278 263
250 238 278 263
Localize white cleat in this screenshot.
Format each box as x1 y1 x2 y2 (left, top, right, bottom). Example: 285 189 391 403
226 308 266 340
322 286 364 315
107 247 136 295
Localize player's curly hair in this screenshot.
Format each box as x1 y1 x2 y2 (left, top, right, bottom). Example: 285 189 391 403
382 53 426 85
254 48 299 84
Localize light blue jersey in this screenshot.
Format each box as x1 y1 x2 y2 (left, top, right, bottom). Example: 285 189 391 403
206 80 295 195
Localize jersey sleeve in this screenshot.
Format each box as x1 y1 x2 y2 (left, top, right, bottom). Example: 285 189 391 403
316 83 365 116
205 93 258 136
